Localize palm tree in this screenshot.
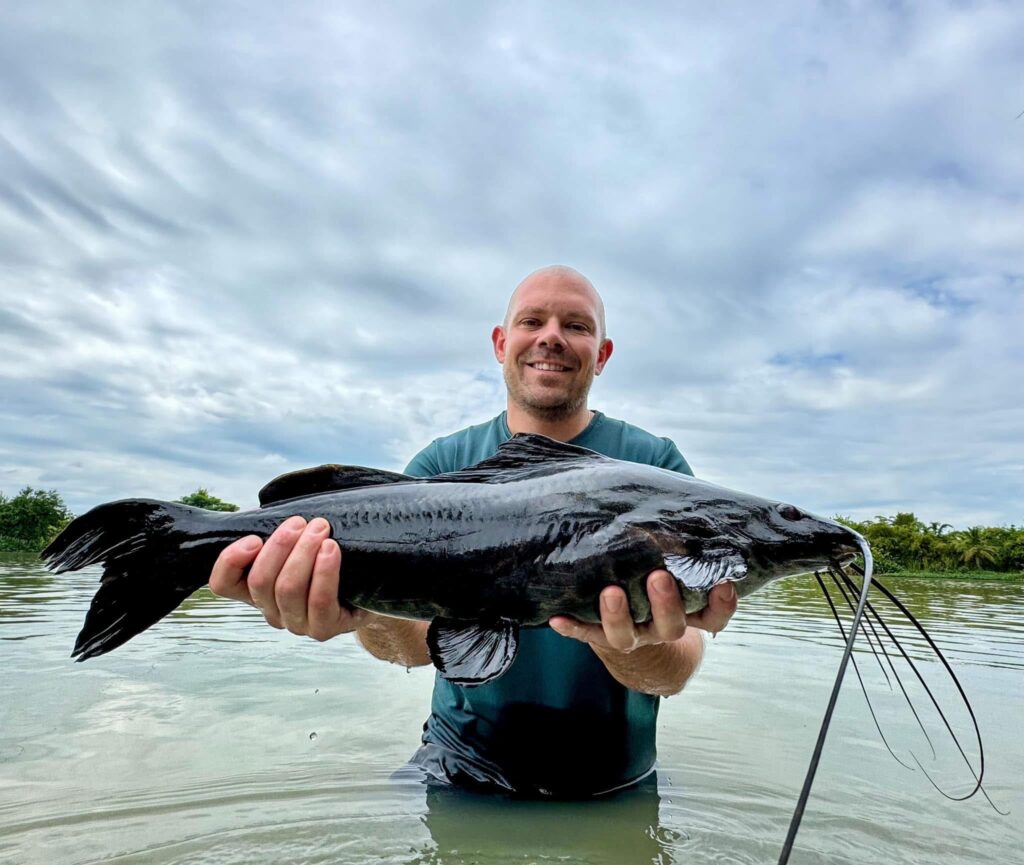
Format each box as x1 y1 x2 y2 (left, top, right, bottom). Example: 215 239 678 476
955 527 997 569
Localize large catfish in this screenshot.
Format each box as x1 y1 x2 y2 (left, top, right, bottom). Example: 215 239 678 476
44 434 862 681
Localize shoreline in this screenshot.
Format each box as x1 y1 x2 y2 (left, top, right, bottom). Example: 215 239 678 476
881 569 1023 582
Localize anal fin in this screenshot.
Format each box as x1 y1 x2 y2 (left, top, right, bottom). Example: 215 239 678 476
427 618 520 686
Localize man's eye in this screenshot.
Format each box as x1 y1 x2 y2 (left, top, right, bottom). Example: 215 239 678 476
569 323 590 332
520 319 540 327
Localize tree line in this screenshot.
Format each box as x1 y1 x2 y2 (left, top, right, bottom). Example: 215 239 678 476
0 487 238 553
837 512 1024 574
1 487 1021 574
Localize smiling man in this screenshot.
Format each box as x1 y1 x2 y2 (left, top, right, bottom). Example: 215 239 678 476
210 265 738 796
497 267 612 433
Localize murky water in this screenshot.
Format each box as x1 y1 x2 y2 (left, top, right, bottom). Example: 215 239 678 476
2 555 1022 864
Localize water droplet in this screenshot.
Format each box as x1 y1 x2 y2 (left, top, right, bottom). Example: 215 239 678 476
309 732 318 741
314 688 319 694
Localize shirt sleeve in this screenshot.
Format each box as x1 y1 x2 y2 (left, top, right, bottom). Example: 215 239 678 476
656 438 694 476
404 440 443 477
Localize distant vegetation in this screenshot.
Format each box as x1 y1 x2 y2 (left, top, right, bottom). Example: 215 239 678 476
0 487 73 553
175 488 240 512
0 487 239 554
836 513 1024 577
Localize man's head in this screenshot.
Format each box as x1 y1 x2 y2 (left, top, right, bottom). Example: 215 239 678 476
492 266 614 423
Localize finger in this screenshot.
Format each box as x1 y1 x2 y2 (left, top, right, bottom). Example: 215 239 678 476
247 515 307 627
688 582 738 634
599 586 640 652
209 536 263 605
646 570 688 643
306 539 357 641
276 518 332 634
549 615 608 647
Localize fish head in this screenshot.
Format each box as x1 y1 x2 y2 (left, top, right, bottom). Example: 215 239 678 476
738 498 864 580
635 471 865 596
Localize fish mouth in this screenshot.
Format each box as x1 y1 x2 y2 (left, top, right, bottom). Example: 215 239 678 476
832 529 868 566
832 541 860 566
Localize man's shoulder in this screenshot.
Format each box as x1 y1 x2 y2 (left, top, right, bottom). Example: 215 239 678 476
580 413 693 475
430 414 507 450
405 414 509 476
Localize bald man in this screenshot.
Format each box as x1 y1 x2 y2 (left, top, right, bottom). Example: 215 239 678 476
211 266 738 796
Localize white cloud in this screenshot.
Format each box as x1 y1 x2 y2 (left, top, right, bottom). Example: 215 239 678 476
0 1 1021 528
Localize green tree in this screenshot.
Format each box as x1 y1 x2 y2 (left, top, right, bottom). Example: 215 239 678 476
836 513 1023 574
0 487 74 553
998 529 1024 571
175 488 239 512
953 527 998 570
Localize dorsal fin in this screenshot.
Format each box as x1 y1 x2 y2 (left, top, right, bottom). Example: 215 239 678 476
259 464 413 507
428 433 608 485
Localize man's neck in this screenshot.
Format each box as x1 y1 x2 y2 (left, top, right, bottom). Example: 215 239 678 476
505 403 594 442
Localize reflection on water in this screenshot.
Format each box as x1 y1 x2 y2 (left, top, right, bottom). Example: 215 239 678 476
1 556 1022 864
409 773 673 865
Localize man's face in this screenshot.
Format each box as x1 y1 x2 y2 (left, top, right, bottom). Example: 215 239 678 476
492 274 613 421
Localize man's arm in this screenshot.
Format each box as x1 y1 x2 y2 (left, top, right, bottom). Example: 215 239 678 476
209 517 431 666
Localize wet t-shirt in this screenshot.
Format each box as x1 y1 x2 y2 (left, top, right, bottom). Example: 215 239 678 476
403 411 692 796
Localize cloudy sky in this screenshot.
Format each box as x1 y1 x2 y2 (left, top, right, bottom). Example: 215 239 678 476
1 1 1021 527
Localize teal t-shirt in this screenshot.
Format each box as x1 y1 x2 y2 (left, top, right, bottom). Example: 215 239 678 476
403 411 693 797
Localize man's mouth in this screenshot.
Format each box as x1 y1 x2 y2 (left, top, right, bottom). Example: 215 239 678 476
526 361 573 372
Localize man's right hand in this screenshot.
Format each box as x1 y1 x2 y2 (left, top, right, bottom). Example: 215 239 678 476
209 516 364 642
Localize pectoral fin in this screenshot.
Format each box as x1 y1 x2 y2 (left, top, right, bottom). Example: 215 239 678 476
664 551 747 592
427 618 520 686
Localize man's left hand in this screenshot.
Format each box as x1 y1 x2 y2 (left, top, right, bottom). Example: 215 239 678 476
549 571 738 653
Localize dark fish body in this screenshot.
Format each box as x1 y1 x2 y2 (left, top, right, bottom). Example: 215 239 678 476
44 434 859 680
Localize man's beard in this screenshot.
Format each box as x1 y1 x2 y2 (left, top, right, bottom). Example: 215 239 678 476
503 364 592 422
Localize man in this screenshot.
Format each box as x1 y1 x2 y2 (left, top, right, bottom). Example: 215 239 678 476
210 266 738 795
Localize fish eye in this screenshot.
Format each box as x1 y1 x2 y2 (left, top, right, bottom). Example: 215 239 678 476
777 504 803 521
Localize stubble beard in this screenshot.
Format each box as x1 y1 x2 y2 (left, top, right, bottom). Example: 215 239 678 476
503 363 593 422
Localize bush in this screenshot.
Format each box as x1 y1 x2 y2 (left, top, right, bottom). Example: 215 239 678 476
175 488 240 512
0 487 74 553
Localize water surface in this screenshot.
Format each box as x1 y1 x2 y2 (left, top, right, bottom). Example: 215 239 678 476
2 556 1022 864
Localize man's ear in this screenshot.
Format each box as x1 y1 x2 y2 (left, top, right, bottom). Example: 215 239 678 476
492 325 507 363
594 338 614 375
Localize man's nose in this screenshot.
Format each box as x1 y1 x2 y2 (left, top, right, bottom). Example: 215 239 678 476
537 322 566 350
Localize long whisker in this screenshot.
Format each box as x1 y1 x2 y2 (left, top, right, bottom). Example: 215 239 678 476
815 569 914 770
828 566 890 686
842 569 977 788
846 566 1005 814
828 566 936 760
776 540 874 865
837 569 969 798
827 566 892 687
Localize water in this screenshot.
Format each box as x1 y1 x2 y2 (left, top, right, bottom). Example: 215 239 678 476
2 555 1022 864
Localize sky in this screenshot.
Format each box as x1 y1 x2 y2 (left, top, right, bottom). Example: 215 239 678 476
0 1 1021 527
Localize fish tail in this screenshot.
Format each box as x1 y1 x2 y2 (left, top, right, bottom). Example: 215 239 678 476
41 499 247 661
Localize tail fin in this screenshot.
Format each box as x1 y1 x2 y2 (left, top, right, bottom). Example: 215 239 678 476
41 499 241 661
